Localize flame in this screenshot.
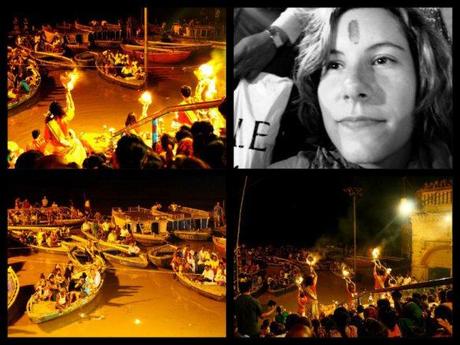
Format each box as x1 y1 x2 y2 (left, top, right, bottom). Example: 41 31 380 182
62 68 80 91
139 91 152 105
372 247 380 260
296 276 303 285
342 268 350 277
386 268 392 274
198 63 214 78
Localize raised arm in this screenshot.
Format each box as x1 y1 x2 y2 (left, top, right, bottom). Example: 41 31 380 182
64 90 75 122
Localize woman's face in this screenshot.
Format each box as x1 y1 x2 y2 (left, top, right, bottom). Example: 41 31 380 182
317 8 417 167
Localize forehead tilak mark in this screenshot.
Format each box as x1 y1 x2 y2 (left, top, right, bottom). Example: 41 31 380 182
348 20 360 44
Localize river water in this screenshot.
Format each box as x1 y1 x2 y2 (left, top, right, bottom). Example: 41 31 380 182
8 240 226 337
8 48 226 151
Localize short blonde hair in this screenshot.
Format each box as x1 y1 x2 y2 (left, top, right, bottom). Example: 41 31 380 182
294 8 452 149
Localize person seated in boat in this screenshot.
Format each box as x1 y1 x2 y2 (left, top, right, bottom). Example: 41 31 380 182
64 261 74 287
36 229 45 246
185 251 196 273
55 271 66 290
215 262 226 285
46 274 60 301
171 250 184 271
121 62 134 79
201 264 215 282
128 243 141 256
55 287 69 311
107 230 118 243
208 253 220 272
90 267 102 288
119 224 130 239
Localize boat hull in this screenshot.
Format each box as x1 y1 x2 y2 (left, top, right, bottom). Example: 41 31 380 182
175 271 225 301
174 230 211 241
95 56 144 89
74 51 97 67
27 269 104 323
8 74 41 111
103 251 148 268
8 267 20 310
121 44 191 64
147 244 177 268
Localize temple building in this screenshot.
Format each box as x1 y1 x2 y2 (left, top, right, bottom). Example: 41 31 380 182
409 179 452 281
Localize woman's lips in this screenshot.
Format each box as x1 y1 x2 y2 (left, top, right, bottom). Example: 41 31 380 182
338 116 386 129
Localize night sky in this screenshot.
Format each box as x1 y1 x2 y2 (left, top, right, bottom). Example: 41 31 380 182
231 174 451 255
7 171 225 216
8 6 225 29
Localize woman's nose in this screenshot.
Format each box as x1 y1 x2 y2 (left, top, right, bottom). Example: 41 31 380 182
342 65 373 102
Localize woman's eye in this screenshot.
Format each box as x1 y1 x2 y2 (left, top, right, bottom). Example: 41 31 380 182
373 57 395 65
325 61 341 70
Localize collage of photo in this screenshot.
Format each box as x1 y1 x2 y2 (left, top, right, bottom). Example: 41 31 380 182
5 4 454 342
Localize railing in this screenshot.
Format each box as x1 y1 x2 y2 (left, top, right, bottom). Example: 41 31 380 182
351 277 453 305
112 98 224 137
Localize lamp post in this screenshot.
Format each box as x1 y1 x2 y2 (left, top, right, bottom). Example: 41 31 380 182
343 186 363 274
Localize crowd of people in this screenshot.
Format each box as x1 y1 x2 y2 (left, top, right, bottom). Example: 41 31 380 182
7 46 40 107
235 274 453 338
9 119 226 169
8 197 83 226
100 50 145 81
32 262 102 311
81 219 137 247
15 227 70 248
171 245 226 285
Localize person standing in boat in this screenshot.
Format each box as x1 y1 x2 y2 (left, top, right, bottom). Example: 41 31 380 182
213 201 224 227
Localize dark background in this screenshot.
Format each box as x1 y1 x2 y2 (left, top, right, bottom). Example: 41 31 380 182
231 173 451 257
7 171 225 216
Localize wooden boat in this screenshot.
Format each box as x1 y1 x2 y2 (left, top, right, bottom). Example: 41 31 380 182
173 229 212 241
102 249 148 268
133 232 169 246
8 206 85 227
95 56 144 89
74 21 94 32
26 267 104 323
80 227 132 252
121 44 191 64
66 42 89 53
267 282 297 296
8 267 20 310
212 235 226 253
8 72 41 111
8 225 66 232
8 230 73 255
17 44 65 58
112 207 171 245
94 40 122 49
174 270 225 301
147 244 177 268
33 52 77 69
74 51 97 67
135 38 212 51
68 245 106 272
